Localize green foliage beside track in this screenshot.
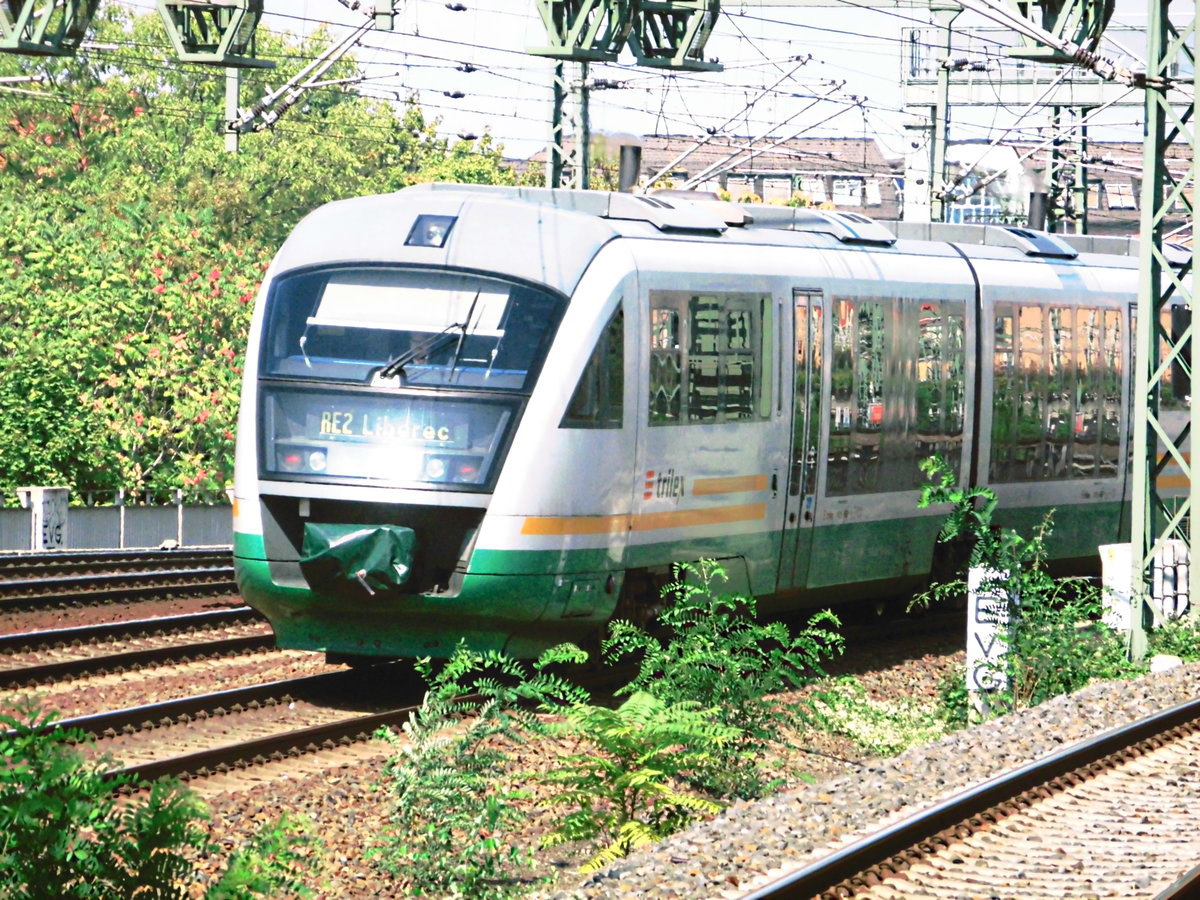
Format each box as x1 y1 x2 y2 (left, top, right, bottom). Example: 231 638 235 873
372 563 845 885
0 9 525 502
914 455 1139 716
0 697 317 899
604 559 844 798
373 644 588 898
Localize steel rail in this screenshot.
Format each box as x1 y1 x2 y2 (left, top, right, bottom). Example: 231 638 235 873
43 668 382 738
741 696 1200 899
0 547 232 568
0 566 235 592
0 634 275 688
0 567 239 608
1157 864 1200 899
107 705 417 786
0 607 261 654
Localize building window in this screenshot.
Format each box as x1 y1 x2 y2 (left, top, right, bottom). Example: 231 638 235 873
800 176 827 205
1105 181 1136 209
832 178 863 206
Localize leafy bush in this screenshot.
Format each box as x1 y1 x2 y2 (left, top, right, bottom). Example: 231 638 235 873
1148 615 1200 661
0 697 316 899
374 643 588 898
537 691 731 872
915 455 1136 717
603 559 843 797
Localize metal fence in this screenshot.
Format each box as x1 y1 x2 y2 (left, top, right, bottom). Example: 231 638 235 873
0 493 232 552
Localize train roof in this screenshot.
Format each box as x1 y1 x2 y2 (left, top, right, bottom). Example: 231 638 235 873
272 183 1154 297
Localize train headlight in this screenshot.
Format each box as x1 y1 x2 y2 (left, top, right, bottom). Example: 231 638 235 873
306 449 328 473
425 457 448 480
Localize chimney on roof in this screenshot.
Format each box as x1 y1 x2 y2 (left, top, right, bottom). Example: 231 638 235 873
619 145 642 193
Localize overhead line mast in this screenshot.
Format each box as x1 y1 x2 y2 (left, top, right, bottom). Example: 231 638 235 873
1130 0 1197 656
529 0 722 188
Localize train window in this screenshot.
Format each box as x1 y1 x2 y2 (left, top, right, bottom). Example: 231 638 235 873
990 303 1123 483
561 305 624 429
1101 309 1122 476
649 291 771 426
260 266 564 393
915 303 966 486
1164 306 1191 409
1019 305 1050 479
827 299 886 494
1046 307 1075 477
828 296 966 496
1075 308 1102 477
990 313 1018 481
649 307 682 423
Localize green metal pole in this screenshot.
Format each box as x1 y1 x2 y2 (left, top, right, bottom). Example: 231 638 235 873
1131 0 1198 659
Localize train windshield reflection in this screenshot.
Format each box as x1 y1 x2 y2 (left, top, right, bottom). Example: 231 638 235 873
262 266 564 392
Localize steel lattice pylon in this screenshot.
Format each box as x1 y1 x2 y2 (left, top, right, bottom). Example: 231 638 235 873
1130 0 1198 656
547 60 591 189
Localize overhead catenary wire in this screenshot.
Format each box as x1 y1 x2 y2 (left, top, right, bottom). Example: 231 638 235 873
2 0 1164 194
641 55 814 188
680 97 865 190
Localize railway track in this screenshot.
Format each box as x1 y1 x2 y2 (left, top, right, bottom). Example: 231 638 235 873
742 698 1200 900
0 608 273 688
0 548 236 608
35 665 425 790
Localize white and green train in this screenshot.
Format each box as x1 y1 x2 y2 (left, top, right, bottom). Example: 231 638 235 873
232 183 1179 660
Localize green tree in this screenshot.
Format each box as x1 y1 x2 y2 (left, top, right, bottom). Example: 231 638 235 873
0 11 523 501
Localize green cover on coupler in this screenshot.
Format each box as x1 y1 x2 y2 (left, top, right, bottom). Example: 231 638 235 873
300 522 416 595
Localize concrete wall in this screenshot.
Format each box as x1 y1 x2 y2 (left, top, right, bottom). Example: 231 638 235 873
0 505 232 551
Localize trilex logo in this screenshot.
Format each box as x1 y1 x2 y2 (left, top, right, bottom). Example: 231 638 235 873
643 468 685 502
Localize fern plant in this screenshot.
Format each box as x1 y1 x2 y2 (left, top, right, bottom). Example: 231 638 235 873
603 559 843 797
373 642 589 898
537 691 732 872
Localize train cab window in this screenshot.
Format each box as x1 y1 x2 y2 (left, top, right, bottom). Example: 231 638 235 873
648 291 772 426
260 266 564 393
561 305 624 428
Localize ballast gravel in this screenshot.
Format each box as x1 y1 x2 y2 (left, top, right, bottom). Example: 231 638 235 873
540 660 1200 900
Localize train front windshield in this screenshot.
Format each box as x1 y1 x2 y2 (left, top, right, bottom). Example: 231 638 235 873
257 266 564 490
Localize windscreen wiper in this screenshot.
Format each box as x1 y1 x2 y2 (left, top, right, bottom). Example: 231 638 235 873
446 291 484 382
378 321 465 380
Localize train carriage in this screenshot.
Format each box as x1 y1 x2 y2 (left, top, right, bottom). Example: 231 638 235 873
231 183 1173 661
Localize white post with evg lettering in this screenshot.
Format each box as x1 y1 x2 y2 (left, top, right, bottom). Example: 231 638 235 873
16 486 69 551
1099 543 1133 632
966 566 1015 720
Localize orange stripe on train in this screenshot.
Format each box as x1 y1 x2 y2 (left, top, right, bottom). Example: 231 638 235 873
691 474 769 496
520 503 767 536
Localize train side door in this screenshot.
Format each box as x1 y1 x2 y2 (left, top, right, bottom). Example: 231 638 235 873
779 289 825 590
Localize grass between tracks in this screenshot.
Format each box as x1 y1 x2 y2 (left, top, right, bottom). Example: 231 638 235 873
6 458 1200 898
